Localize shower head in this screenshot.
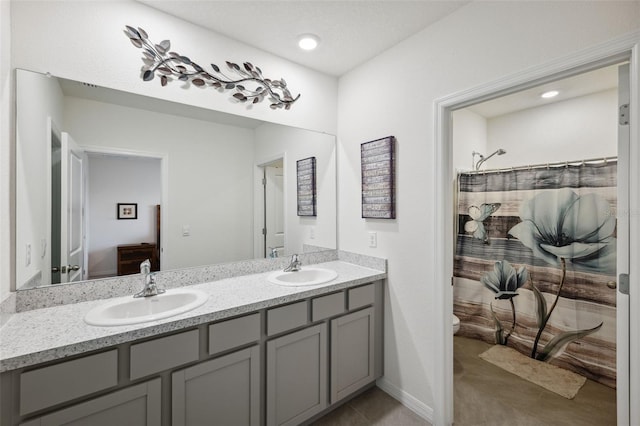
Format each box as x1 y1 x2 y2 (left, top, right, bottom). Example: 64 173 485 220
474 148 506 170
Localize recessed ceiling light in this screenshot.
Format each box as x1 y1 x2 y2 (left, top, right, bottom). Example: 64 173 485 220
297 34 320 51
541 90 559 99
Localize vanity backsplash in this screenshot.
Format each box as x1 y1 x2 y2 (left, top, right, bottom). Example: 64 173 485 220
6 250 385 313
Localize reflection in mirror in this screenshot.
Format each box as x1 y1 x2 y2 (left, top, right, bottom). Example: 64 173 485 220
16 69 336 290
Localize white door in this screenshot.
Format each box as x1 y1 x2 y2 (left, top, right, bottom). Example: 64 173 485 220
60 132 86 283
617 63 631 425
47 118 60 285
265 165 284 257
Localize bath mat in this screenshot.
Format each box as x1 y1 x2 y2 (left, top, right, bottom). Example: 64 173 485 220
479 345 587 399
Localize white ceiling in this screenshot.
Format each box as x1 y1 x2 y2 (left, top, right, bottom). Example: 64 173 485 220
59 77 264 128
137 0 470 76
466 64 620 118
102 2 619 122
134 1 620 119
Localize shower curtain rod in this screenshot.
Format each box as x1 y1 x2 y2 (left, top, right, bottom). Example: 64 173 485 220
461 155 618 175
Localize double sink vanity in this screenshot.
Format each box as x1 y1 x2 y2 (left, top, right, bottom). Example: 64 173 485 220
6 68 380 426
0 252 386 426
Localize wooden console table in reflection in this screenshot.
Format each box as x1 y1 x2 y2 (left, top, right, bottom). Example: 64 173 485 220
117 243 159 276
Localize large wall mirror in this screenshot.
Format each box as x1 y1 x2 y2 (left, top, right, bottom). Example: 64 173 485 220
16 69 336 290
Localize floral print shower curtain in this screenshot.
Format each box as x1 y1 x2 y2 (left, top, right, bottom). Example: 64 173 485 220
453 160 617 388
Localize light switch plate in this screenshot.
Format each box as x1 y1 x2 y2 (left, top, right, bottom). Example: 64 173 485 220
310 227 315 239
182 225 190 237
368 232 377 248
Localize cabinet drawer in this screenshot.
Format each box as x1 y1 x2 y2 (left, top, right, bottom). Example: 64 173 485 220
20 379 161 426
20 350 118 415
209 313 261 355
312 292 345 322
130 330 199 380
267 301 308 336
119 248 154 260
117 244 158 276
118 262 142 276
348 284 376 310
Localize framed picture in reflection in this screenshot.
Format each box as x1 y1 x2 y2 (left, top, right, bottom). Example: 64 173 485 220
117 203 138 220
297 157 317 216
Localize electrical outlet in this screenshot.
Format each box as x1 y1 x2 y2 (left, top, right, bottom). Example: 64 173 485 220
368 232 377 248
25 244 31 266
182 225 191 237
310 227 315 240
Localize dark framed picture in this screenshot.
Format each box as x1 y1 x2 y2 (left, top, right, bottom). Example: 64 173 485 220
117 203 138 220
297 157 317 216
361 136 395 219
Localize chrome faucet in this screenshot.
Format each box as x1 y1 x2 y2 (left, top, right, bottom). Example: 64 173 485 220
269 247 279 258
134 259 165 298
284 254 302 272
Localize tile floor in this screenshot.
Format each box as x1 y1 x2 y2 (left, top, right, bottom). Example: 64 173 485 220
310 386 430 426
454 336 617 426
312 336 617 425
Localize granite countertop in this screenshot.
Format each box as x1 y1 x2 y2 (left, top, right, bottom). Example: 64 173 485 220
0 261 385 373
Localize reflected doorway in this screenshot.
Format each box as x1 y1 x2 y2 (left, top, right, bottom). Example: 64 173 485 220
261 159 285 258
50 126 62 284
85 152 162 279
49 123 86 285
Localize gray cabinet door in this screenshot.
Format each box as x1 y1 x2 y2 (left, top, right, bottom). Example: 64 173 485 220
266 323 327 426
331 307 375 403
172 346 260 426
20 379 161 426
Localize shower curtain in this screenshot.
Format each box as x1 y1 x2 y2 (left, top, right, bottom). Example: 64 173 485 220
453 160 617 388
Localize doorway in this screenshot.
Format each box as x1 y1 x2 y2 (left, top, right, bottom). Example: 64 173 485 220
50 125 62 284
261 159 285 258
451 63 623 424
49 121 86 285
434 36 640 426
84 149 164 279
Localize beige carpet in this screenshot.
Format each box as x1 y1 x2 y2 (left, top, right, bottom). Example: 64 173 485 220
479 345 587 399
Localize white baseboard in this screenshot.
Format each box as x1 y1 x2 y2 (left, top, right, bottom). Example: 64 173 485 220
376 377 434 423
89 270 116 279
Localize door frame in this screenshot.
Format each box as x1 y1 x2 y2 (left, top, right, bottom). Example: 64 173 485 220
433 32 640 426
59 132 86 283
253 153 287 259
81 146 168 271
264 163 285 258
45 117 62 286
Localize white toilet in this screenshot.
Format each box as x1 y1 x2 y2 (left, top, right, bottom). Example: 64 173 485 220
453 314 460 334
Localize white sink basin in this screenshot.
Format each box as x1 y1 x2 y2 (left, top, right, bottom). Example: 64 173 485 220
84 288 208 326
267 267 338 287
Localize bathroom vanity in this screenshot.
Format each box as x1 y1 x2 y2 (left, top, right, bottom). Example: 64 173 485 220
0 259 385 426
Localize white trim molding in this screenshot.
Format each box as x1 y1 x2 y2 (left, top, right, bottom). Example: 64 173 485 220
434 30 640 426
626 39 640 426
253 152 287 259
81 145 169 271
376 377 434 423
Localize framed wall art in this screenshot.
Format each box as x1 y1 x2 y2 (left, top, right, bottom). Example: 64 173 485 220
297 157 317 216
361 136 395 219
117 203 138 220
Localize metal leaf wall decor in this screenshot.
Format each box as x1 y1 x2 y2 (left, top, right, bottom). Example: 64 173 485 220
124 26 301 110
